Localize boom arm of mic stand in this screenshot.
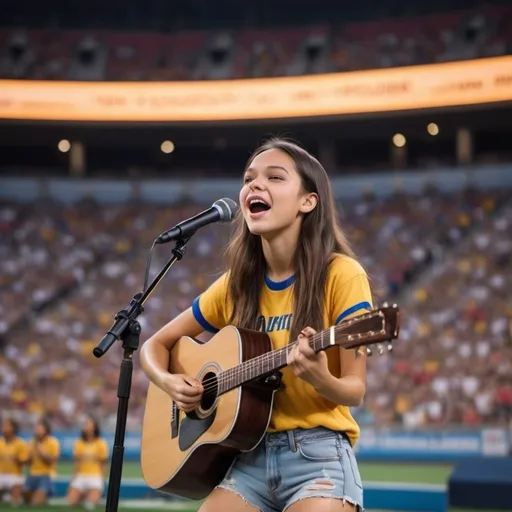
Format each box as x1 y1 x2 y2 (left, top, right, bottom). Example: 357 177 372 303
93 237 190 358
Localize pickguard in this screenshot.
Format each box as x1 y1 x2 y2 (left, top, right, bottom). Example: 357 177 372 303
178 409 217 451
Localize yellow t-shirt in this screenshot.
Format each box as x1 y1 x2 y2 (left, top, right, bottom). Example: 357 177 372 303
74 438 109 476
29 436 60 477
0 436 29 475
192 254 372 446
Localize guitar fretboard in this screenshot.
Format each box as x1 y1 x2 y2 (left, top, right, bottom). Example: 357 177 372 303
217 328 336 395
196 306 396 403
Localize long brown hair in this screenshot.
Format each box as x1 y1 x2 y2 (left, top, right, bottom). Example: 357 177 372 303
225 138 356 343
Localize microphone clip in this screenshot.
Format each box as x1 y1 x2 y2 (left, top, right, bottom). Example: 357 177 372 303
171 238 190 261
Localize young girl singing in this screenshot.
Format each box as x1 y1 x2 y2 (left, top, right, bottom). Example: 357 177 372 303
141 138 372 512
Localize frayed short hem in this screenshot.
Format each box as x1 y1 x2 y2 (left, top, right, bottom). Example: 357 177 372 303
283 494 364 512
215 484 263 512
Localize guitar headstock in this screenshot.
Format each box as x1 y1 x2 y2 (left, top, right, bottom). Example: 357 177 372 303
334 304 400 355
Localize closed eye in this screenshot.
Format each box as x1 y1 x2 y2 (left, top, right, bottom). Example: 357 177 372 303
244 174 284 184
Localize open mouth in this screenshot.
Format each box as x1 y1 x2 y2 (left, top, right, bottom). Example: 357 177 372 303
248 198 271 214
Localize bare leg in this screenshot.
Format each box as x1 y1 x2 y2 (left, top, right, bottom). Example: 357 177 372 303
199 488 261 512
30 489 48 505
67 486 83 506
10 485 23 506
84 488 102 509
287 497 359 512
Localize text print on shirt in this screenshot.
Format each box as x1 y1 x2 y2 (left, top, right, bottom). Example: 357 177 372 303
258 313 293 333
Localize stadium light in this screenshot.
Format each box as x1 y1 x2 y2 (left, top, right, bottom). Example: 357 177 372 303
427 123 439 136
392 133 406 148
161 140 175 154
58 139 71 153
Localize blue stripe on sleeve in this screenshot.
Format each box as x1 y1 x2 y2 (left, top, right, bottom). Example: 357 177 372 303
192 296 219 333
335 301 372 325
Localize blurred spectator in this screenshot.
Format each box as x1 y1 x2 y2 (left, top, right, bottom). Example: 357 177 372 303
357 201 512 428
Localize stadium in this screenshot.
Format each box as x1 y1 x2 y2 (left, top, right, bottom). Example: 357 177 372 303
0 0 511 511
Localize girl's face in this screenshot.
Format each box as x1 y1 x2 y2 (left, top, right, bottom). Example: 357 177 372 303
34 422 46 439
2 419 14 437
240 149 316 238
82 418 95 437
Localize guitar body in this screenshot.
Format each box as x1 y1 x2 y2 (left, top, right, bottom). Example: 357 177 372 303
141 304 400 500
141 326 275 500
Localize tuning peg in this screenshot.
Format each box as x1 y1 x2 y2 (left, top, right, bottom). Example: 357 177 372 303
382 301 389 307
387 342 393 352
366 347 373 356
377 344 385 355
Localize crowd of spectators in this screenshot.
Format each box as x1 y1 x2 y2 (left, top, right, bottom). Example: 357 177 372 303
0 5 510 81
359 202 512 428
1 185 510 432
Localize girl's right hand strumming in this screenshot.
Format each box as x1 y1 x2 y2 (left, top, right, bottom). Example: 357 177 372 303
160 373 203 413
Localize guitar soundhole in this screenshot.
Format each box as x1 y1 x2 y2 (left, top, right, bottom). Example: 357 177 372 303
200 371 218 411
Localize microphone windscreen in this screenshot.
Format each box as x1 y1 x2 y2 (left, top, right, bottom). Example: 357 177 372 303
214 198 238 221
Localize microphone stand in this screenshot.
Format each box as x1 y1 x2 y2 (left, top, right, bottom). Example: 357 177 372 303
93 237 191 512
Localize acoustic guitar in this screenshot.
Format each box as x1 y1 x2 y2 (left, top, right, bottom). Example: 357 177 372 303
141 304 399 500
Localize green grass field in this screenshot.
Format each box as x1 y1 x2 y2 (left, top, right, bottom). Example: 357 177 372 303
3 461 503 512
57 460 454 484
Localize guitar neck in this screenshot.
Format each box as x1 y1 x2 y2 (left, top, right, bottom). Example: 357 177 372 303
217 327 336 396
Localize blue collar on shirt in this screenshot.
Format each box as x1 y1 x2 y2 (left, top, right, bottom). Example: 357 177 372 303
264 274 295 291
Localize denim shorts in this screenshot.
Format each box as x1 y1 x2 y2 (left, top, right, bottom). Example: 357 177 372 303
217 427 364 512
24 474 54 496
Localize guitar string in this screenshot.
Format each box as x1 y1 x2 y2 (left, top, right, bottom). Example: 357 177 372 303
200 341 318 398
201 325 338 390
197 331 326 394
199 330 372 392
198 332 378 397
200 341 299 396
172 312 392 405
198 318 385 394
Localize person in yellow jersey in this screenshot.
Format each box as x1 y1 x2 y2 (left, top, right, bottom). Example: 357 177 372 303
67 417 108 510
24 418 60 505
141 138 372 512
0 418 29 506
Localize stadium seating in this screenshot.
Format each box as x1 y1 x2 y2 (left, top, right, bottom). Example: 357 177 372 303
1 188 511 431
0 4 510 81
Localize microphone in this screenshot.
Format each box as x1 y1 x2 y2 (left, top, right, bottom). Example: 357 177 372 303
155 198 238 244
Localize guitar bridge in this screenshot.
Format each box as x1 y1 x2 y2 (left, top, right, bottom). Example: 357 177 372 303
171 401 180 438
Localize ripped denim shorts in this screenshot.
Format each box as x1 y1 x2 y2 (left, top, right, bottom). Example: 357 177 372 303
217 427 364 512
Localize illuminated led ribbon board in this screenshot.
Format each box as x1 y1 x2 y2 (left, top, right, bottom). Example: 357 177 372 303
0 56 511 122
